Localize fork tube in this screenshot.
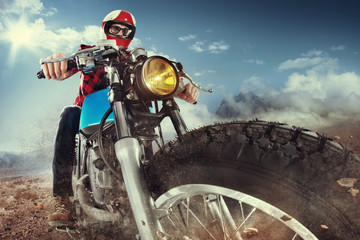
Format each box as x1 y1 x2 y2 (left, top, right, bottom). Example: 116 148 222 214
115 138 163 239
112 101 131 138
164 99 188 136
107 66 131 139
108 66 163 239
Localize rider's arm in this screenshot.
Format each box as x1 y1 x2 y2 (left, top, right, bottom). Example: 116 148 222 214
41 53 78 81
174 83 199 104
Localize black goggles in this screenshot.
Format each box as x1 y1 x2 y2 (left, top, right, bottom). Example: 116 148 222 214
109 25 132 37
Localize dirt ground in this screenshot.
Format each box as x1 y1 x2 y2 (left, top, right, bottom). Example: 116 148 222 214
0 171 70 240
0 121 359 240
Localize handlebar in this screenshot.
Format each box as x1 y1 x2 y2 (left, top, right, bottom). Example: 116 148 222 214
36 44 211 106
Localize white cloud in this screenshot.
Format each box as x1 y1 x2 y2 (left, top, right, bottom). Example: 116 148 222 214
194 70 215 76
178 34 197 41
278 50 338 72
189 40 230 54
239 76 268 93
278 57 325 71
331 45 346 51
128 37 142 49
301 49 323 57
146 46 173 60
43 7 58 17
160 102 222 141
215 49 360 129
221 67 360 130
283 70 360 100
208 40 230 54
243 59 264 65
26 18 100 53
0 0 56 17
189 41 205 53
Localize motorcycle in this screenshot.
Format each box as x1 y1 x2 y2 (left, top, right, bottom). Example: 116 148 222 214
38 40 360 240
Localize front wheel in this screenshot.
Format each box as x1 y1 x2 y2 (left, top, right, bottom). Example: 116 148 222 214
147 121 360 240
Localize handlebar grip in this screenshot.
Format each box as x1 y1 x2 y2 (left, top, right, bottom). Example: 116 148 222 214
37 70 46 79
37 59 77 79
178 80 197 105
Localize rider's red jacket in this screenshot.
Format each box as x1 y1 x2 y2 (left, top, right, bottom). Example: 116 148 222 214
73 44 129 107
73 45 107 107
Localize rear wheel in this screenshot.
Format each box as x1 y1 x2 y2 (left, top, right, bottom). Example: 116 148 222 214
147 121 360 239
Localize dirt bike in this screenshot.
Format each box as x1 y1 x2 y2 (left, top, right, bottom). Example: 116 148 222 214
38 40 360 240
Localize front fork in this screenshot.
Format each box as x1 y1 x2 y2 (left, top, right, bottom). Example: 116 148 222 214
114 136 163 239
112 100 189 239
108 67 163 239
108 65 188 239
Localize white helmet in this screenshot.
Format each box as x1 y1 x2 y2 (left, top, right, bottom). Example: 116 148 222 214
100 10 136 49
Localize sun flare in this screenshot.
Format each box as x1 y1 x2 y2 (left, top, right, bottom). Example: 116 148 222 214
5 18 33 48
2 16 35 65
7 20 33 48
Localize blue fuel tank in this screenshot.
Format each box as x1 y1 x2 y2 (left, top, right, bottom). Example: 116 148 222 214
79 88 114 135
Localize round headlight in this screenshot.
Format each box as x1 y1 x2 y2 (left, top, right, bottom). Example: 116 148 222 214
142 57 178 96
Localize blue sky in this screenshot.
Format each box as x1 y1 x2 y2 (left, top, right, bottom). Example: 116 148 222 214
1 0 360 153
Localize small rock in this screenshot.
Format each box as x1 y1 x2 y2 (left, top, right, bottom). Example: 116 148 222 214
334 136 340 140
281 214 293 221
337 178 357 188
349 188 360 197
242 227 259 238
36 202 44 210
156 230 166 238
320 224 329 232
333 178 358 192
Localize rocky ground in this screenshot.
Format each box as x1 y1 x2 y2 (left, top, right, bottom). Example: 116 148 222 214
0 170 70 240
0 120 359 240
318 120 360 155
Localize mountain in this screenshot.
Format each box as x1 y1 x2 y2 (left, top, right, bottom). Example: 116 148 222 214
0 151 23 168
215 92 269 119
0 149 52 174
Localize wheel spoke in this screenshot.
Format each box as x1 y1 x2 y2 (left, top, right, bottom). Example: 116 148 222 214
181 201 217 240
177 204 187 228
186 197 190 227
155 184 318 240
239 201 245 220
228 207 256 240
217 195 227 240
206 194 227 239
219 196 242 240
291 233 299 240
166 215 182 237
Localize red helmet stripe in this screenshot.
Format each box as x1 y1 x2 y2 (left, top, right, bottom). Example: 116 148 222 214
114 10 135 26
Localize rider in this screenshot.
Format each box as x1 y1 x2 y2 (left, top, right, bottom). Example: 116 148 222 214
41 9 199 227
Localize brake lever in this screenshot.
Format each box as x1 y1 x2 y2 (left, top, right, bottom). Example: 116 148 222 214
175 62 213 93
179 70 213 93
